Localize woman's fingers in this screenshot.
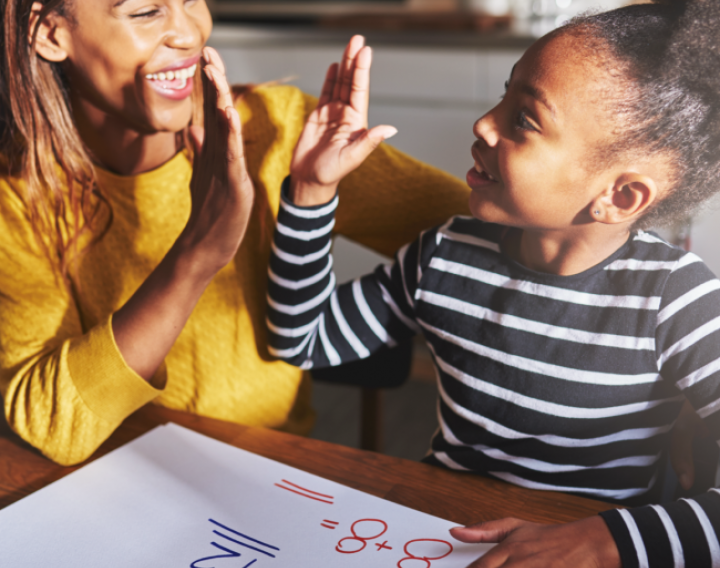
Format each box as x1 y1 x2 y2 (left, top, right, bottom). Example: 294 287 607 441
348 46 372 123
333 35 365 102
318 62 339 108
224 106 250 191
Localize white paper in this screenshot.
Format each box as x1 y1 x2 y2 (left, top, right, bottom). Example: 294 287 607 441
0 424 491 567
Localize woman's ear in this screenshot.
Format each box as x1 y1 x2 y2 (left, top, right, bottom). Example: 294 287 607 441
29 1 71 63
590 172 659 225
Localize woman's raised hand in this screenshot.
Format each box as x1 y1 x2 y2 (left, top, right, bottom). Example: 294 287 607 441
289 35 397 207
182 47 255 274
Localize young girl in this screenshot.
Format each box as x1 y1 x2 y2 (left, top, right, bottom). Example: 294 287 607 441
0 2 470 466
266 0 720 566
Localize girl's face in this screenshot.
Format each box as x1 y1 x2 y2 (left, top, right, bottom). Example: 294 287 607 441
467 32 622 231
57 0 212 133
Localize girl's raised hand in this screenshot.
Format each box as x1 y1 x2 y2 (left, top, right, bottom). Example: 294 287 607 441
183 47 255 275
289 35 397 206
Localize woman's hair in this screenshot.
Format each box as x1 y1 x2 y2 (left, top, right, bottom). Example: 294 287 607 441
0 0 203 279
563 0 720 229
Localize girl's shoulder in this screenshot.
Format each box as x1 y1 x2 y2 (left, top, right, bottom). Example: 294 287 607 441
621 230 719 302
429 215 504 259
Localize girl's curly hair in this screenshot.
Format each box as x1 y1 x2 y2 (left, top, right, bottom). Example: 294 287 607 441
563 0 720 229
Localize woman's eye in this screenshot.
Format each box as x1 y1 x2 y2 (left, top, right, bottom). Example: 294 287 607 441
515 110 537 132
131 7 160 18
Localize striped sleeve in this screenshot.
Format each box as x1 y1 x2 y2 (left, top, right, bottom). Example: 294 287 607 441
601 254 720 568
266 178 425 371
601 489 720 568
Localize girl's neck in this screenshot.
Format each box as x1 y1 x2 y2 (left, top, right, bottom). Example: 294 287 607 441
503 225 632 276
73 98 181 177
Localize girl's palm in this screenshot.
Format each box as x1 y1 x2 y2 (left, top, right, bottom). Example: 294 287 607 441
290 36 397 203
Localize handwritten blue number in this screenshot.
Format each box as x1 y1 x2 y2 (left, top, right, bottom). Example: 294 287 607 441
190 541 243 568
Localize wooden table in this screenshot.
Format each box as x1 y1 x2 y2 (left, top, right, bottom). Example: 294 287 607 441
0 405 612 525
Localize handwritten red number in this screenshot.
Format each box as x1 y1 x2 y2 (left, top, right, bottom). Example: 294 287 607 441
336 519 388 554
397 539 454 568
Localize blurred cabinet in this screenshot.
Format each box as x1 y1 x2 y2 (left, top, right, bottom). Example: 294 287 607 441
209 29 525 279
210 31 523 180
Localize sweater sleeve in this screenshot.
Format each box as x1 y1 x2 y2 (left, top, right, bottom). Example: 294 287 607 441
0 185 163 466
600 253 720 567
267 177 441 372
299 92 471 258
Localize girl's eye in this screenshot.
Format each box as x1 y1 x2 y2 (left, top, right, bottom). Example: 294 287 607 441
515 110 538 132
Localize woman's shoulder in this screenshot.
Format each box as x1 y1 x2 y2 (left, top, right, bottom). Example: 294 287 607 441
233 83 315 121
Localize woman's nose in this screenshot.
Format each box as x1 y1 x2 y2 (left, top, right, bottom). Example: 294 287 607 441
166 6 204 49
473 112 500 148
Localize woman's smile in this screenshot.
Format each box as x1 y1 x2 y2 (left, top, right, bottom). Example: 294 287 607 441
145 56 199 101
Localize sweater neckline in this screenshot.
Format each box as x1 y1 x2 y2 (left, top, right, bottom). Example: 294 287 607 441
497 227 635 285
94 150 190 189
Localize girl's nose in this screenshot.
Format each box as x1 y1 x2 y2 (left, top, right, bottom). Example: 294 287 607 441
473 112 500 148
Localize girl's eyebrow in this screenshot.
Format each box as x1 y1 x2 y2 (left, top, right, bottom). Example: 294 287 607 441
519 83 556 120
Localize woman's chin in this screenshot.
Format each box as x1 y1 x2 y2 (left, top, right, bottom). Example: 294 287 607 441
147 101 194 134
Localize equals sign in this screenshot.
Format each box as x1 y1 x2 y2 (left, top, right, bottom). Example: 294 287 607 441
321 520 339 530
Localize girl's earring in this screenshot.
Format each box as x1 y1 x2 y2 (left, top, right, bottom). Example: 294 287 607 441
594 210 601 216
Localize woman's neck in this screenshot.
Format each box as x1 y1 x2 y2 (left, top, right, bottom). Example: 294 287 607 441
504 225 632 276
73 98 181 176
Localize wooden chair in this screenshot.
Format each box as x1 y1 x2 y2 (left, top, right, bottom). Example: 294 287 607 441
310 340 414 453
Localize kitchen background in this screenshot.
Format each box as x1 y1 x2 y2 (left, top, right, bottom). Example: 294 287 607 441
205 0 720 461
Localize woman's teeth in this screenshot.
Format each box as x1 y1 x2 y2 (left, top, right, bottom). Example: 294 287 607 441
145 64 197 83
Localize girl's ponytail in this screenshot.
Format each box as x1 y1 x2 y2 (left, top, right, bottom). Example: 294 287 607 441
565 0 720 229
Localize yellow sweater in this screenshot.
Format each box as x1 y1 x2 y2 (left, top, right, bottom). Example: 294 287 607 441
0 85 470 466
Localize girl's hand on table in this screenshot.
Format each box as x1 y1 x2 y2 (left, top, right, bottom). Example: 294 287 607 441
451 516 621 568
289 35 397 207
180 46 255 275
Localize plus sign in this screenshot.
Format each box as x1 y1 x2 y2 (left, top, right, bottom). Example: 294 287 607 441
375 541 393 552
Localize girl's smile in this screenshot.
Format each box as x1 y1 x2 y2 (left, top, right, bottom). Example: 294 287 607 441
467 143 499 187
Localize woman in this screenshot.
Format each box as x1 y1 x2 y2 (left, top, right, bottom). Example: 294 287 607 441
0 0 470 465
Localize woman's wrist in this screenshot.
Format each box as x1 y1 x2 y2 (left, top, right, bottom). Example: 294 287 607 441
288 176 338 207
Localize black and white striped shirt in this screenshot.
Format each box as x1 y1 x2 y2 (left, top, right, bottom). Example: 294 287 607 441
266 181 720 567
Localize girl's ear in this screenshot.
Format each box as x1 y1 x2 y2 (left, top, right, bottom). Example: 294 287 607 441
29 1 71 63
590 172 659 225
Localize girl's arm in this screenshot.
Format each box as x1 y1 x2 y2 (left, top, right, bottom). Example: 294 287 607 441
267 178 429 370
453 252 720 568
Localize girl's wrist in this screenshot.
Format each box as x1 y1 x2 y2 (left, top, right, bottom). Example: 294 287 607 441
289 177 338 207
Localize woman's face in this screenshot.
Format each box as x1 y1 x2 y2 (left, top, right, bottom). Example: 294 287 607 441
56 0 212 133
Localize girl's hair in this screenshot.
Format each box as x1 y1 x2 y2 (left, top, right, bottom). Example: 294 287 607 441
563 0 720 229
0 0 203 279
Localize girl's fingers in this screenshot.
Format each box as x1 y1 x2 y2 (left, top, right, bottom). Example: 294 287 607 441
450 518 526 544
333 35 365 102
348 46 372 123
318 62 339 108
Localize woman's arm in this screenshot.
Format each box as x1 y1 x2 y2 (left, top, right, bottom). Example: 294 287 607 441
0 47 254 465
112 47 254 380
